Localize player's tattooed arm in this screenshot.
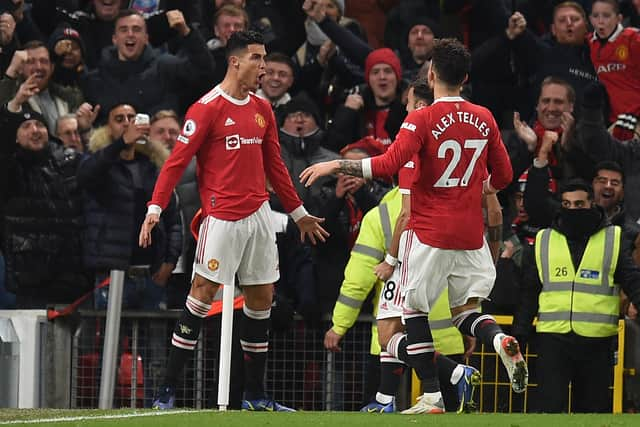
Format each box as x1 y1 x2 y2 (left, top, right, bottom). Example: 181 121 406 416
300 158 364 186
337 160 364 177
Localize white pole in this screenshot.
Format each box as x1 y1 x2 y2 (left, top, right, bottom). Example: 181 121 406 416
217 285 235 411
99 270 125 409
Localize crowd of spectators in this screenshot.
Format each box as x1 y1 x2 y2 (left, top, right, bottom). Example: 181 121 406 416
1 0 640 411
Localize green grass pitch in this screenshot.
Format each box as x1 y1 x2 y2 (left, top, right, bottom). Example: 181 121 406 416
1 409 639 427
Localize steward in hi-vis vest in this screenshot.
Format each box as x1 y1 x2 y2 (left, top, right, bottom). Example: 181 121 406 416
512 179 640 413
535 225 621 337
327 187 463 357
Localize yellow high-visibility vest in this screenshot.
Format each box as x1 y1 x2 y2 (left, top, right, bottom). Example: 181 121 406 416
534 226 621 337
332 187 463 355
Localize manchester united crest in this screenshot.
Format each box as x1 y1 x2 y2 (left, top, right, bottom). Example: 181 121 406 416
615 45 629 61
207 259 219 271
255 113 266 128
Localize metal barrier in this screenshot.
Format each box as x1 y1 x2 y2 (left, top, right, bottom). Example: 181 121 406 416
69 311 372 411
410 315 625 414
66 311 630 412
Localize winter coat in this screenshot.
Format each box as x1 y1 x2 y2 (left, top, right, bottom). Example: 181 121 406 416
76 127 182 273
0 106 89 304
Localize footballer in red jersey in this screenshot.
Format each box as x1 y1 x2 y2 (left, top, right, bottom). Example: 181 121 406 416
301 39 528 413
140 31 327 412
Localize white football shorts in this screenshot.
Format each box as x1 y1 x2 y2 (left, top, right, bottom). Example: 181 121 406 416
193 201 279 286
401 229 496 313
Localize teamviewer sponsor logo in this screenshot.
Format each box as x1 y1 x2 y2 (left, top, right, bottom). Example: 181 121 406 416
226 134 240 150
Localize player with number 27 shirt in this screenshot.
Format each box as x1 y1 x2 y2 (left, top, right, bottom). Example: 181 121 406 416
370 95 511 249
301 39 526 414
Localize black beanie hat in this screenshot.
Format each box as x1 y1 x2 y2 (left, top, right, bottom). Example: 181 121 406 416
405 16 441 40
16 109 46 128
281 92 322 127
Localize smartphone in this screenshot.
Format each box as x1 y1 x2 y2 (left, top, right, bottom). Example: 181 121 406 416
134 113 150 125
134 113 150 144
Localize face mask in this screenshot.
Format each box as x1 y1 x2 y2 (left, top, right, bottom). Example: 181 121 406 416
559 207 601 239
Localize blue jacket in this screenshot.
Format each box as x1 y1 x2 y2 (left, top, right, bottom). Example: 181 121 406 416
77 128 182 273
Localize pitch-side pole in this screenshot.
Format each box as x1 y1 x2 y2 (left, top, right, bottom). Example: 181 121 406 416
217 284 235 410
98 269 125 409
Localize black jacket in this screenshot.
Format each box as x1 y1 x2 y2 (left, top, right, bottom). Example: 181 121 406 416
81 30 214 123
0 106 89 304
174 158 199 280
512 30 597 120
277 129 340 216
512 209 640 341
76 128 182 273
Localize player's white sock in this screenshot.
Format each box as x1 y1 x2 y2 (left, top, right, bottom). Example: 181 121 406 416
450 364 464 384
376 392 394 404
423 391 442 402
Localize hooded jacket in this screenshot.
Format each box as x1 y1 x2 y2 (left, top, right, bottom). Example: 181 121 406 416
76 127 182 273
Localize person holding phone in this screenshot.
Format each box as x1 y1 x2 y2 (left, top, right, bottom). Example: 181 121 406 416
76 103 181 311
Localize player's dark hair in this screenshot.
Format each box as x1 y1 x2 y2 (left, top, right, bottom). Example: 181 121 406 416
430 38 470 88
226 30 264 59
410 78 433 105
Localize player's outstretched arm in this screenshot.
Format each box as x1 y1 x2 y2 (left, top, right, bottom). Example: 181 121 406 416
296 214 330 244
139 213 160 248
300 159 364 187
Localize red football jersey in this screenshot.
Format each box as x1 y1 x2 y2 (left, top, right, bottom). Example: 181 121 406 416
150 86 303 220
589 25 640 121
398 155 419 195
367 96 512 249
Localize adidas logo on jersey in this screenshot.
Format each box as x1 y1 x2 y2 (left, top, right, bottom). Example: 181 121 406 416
224 117 235 126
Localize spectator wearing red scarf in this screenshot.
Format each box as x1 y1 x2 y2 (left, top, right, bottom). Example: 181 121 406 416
507 76 593 185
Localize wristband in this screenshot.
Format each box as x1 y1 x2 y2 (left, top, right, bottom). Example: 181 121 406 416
147 204 162 216
384 253 398 266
